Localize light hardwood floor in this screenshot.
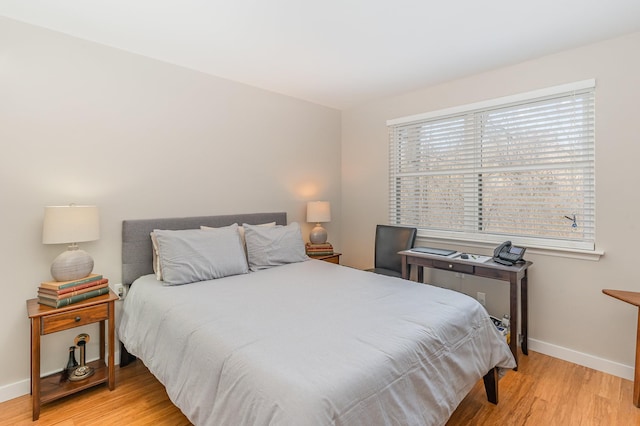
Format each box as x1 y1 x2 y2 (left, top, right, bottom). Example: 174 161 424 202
447 350 640 425
2 350 639 425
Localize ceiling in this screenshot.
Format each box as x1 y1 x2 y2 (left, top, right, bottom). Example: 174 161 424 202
2 1 640 109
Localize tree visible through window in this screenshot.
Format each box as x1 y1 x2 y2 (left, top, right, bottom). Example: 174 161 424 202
388 81 595 251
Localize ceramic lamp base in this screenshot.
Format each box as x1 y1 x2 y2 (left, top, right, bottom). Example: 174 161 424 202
51 247 94 281
309 224 328 244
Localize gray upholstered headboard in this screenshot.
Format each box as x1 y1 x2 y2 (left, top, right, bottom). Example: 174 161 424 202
121 212 287 285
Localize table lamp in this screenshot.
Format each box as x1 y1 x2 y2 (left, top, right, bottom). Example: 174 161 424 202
306 201 331 244
42 205 100 281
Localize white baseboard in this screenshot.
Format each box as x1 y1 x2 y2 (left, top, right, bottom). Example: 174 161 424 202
0 378 30 404
528 338 634 381
0 350 121 404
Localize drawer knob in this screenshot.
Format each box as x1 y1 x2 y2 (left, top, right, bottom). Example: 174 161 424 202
449 264 453 269
75 316 81 322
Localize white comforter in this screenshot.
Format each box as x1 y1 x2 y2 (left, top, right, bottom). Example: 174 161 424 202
119 260 515 426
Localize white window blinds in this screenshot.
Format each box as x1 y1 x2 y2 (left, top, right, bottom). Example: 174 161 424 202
388 80 596 250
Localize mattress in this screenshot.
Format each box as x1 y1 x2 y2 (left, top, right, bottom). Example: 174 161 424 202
118 259 515 425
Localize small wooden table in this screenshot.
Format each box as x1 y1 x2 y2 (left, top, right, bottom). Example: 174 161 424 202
27 290 118 420
602 289 640 407
308 253 341 264
399 249 532 369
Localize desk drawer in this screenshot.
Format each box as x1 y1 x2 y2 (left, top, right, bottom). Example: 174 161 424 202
41 304 109 334
432 260 475 274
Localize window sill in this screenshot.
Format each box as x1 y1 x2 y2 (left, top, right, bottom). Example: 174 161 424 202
525 246 604 261
415 236 604 262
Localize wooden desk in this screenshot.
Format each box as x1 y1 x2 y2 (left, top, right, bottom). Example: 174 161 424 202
602 289 640 407
399 250 532 369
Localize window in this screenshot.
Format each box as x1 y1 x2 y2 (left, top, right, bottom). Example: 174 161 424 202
387 80 595 251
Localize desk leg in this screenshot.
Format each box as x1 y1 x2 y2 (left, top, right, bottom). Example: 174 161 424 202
521 270 529 355
634 309 640 407
401 257 409 280
509 275 519 370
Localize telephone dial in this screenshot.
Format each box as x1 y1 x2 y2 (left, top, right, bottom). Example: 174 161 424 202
493 241 526 266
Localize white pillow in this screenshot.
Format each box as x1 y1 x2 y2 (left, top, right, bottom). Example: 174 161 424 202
150 231 163 281
243 222 309 272
154 225 248 285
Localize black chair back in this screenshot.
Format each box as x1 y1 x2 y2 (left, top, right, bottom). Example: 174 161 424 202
373 225 417 275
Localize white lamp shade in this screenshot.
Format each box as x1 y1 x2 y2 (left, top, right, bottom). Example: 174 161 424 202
43 205 100 244
307 201 331 223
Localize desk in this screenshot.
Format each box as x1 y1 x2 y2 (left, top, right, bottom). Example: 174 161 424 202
399 250 532 369
602 289 640 407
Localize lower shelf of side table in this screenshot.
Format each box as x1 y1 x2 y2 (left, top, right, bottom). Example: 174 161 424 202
40 360 108 404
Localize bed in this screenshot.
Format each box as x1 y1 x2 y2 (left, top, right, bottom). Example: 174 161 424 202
118 212 515 425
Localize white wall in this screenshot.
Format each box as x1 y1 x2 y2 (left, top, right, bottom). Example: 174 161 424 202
341 32 640 379
0 17 342 400
3 14 638 405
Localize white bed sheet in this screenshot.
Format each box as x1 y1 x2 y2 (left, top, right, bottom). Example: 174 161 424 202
118 260 515 426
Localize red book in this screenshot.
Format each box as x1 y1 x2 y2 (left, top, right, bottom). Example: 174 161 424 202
39 274 103 291
37 286 110 308
39 278 109 295
38 281 109 300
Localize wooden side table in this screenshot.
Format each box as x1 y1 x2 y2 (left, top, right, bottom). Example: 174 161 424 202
309 253 341 264
603 289 640 407
27 290 119 420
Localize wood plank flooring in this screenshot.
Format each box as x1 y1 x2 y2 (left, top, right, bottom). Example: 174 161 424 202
1 350 638 425
447 350 640 425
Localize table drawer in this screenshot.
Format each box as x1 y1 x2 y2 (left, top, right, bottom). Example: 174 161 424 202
41 304 109 334
432 260 475 274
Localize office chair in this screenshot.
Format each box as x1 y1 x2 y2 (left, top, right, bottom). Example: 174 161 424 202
366 225 417 278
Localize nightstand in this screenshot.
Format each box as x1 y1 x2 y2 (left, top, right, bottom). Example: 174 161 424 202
309 253 341 264
26 290 119 420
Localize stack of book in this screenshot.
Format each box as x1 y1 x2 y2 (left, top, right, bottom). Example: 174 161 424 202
305 242 334 256
38 274 110 308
